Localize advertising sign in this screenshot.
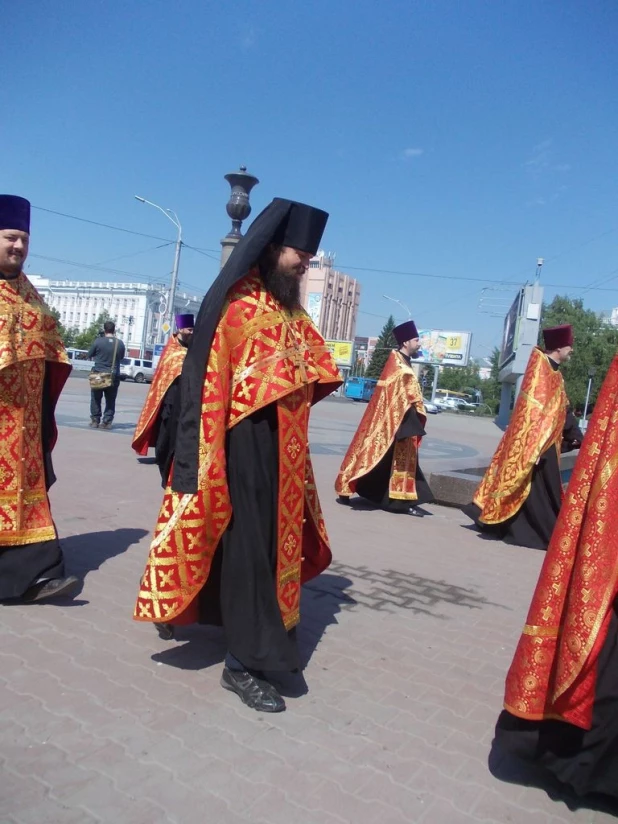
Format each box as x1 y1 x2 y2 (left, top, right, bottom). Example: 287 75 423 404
416 329 472 367
499 289 524 369
325 339 354 367
307 292 323 326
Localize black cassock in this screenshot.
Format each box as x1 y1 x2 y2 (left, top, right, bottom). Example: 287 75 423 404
493 603 618 805
154 379 181 488
197 403 299 673
355 406 435 513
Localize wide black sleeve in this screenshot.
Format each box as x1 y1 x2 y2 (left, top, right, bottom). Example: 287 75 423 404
41 366 58 490
561 409 584 453
395 406 426 441
155 379 181 487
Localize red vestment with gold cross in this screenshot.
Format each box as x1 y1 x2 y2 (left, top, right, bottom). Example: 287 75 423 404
134 273 342 631
0 273 70 548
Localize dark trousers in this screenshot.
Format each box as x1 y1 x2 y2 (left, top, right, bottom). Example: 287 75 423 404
90 379 120 423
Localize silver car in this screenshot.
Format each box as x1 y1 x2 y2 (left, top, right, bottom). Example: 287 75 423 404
119 357 155 383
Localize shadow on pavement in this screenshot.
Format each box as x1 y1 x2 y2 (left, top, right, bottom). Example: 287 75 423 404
62 528 149 583
149 574 355 679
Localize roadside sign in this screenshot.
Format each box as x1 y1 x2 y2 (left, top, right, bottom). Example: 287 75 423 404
161 321 171 334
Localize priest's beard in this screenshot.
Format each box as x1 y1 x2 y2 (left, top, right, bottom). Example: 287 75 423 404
259 255 301 310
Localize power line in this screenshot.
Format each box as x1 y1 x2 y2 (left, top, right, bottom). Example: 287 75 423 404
32 204 618 293
29 253 170 283
32 205 174 243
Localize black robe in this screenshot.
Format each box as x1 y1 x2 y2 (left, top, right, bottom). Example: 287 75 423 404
0 366 64 599
492 601 618 806
197 403 299 672
154 379 181 488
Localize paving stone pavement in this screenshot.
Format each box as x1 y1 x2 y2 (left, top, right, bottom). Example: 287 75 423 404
1 384 615 823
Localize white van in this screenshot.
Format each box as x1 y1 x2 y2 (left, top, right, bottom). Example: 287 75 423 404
119 357 155 383
66 348 95 372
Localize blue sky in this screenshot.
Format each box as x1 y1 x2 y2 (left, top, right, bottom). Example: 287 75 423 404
4 0 618 358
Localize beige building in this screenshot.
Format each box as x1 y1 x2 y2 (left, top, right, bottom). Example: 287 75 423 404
300 251 361 341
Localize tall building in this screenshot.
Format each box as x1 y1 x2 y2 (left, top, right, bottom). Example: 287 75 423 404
29 275 203 356
300 251 361 341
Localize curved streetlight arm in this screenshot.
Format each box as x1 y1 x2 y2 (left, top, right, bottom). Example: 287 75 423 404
382 294 412 318
134 196 181 234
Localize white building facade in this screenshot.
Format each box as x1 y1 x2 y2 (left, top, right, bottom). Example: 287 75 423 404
29 275 203 356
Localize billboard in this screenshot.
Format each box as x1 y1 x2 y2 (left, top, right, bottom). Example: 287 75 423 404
416 329 472 367
306 292 323 326
499 289 524 369
325 339 354 367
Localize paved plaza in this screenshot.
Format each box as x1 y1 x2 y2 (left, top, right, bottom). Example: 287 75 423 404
1 376 613 823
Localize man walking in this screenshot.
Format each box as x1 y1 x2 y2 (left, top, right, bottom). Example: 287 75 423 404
132 313 193 485
134 198 342 712
336 319 434 514
87 320 125 429
464 325 582 549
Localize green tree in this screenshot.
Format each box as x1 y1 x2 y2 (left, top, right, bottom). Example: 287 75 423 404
73 310 114 351
366 315 397 378
48 307 78 348
437 362 481 393
541 295 618 411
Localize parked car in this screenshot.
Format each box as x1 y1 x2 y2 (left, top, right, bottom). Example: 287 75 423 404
120 357 155 383
423 400 440 414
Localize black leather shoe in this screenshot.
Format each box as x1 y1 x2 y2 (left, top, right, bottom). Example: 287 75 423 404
337 495 351 505
220 667 286 712
22 576 80 603
154 622 175 640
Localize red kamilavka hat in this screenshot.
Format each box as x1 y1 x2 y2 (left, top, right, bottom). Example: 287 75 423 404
542 324 573 351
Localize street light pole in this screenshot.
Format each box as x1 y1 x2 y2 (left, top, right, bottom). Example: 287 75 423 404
135 196 182 343
582 367 596 431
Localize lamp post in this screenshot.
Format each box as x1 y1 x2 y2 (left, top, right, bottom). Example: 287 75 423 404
220 166 259 269
582 367 596 430
135 196 182 342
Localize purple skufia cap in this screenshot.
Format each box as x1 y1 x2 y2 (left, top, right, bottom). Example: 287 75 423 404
175 313 194 330
0 195 31 233
393 320 419 347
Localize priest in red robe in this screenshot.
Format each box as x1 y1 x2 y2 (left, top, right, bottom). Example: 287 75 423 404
492 353 618 805
134 199 342 713
0 195 78 602
335 319 434 514
464 324 582 549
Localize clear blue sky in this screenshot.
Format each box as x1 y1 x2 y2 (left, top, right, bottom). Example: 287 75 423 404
4 0 618 358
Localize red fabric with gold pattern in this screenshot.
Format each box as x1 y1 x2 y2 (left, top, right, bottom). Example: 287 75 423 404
504 354 618 729
0 274 70 547
132 335 187 455
134 272 341 626
335 350 426 501
473 347 567 525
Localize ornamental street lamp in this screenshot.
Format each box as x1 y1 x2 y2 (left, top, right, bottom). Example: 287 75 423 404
220 165 259 268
